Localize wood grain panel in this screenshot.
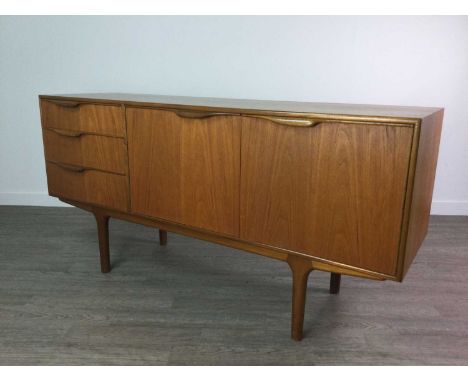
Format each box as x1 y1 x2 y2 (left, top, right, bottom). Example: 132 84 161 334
127 108 241 237
46 162 128 211
40 100 125 137
42 128 127 174
401 110 444 279
240 118 414 275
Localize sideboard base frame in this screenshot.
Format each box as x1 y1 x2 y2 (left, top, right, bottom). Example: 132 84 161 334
62 197 387 341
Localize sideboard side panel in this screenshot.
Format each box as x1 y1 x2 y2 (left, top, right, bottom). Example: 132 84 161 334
126 108 241 237
240 118 413 276
401 110 444 280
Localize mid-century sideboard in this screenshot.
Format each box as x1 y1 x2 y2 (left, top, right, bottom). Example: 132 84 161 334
38 93 443 340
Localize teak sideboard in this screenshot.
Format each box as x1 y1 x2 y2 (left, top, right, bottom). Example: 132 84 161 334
38 93 443 340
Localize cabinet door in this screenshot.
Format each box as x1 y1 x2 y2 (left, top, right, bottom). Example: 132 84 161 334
240 117 413 276
127 108 241 237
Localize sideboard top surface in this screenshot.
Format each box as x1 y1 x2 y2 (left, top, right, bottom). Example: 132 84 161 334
39 93 442 120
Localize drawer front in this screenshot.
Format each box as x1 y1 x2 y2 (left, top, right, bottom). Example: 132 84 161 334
240 118 414 276
43 128 127 174
46 162 129 211
40 99 125 137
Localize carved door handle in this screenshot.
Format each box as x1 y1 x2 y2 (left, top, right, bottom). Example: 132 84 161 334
247 115 321 127
49 128 83 137
53 162 86 173
174 110 237 119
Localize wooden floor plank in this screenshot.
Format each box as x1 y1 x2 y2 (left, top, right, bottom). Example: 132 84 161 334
0 206 467 365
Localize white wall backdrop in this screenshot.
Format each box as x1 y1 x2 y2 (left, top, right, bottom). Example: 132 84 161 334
0 16 467 214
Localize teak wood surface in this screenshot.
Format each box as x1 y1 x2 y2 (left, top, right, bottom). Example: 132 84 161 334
41 100 125 137
38 93 444 340
240 118 413 276
127 107 241 237
46 162 129 211
42 128 127 175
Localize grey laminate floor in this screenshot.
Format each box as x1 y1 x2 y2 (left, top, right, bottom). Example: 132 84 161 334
0 206 467 365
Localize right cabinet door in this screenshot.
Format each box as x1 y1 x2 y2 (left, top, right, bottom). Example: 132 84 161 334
240 117 414 276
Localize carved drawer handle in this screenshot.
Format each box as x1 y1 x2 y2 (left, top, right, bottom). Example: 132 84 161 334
250 115 321 127
48 100 81 108
174 110 236 119
54 162 86 173
49 128 83 137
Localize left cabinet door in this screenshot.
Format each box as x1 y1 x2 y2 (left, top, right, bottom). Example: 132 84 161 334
127 108 241 237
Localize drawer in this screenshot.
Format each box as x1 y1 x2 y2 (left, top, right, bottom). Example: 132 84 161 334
43 128 127 174
46 162 129 211
40 99 125 137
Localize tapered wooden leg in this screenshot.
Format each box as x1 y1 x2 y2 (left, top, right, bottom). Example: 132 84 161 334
330 272 341 294
94 211 110 273
287 255 314 341
159 229 167 246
